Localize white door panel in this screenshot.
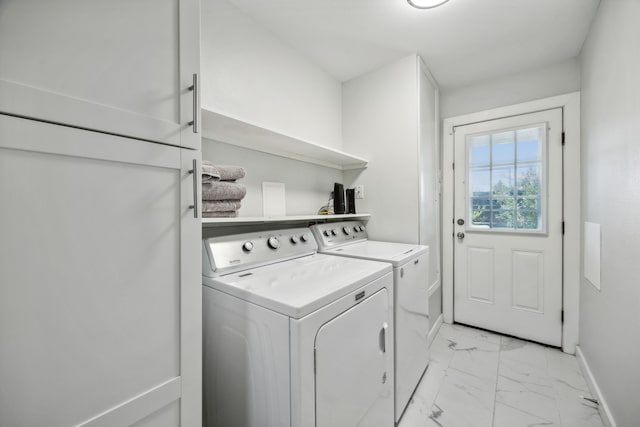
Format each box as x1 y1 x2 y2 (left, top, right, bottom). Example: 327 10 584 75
512 250 544 311
466 246 494 303
315 289 393 427
0 114 201 426
453 109 563 346
131 401 181 427
0 0 200 149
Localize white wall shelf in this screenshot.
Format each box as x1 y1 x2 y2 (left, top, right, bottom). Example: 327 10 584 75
201 108 368 170
202 213 371 227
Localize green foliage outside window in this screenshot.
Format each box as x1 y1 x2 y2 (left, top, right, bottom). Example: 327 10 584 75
471 167 541 230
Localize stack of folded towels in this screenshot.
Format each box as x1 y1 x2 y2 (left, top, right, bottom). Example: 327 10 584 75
201 161 246 218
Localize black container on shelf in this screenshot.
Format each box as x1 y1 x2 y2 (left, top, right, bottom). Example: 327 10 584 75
345 188 356 214
333 183 346 214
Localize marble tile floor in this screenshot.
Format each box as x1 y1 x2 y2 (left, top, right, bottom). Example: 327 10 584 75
399 323 605 427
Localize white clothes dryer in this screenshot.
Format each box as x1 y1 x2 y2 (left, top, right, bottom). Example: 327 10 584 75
202 227 394 427
310 221 430 423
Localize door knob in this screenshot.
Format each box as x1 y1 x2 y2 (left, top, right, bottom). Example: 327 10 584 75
457 218 465 225
457 232 465 240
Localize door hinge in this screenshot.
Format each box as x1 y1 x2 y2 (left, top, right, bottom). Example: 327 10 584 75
313 348 317 373
561 310 564 323
562 221 565 235
452 163 455 170
562 132 566 145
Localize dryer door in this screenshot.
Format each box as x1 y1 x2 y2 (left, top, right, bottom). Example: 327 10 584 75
314 288 393 427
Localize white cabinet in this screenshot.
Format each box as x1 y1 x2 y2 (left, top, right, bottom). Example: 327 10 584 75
0 114 201 426
0 0 200 150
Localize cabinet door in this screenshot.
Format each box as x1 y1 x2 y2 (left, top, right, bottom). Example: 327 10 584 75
314 288 393 427
0 114 201 427
0 0 200 150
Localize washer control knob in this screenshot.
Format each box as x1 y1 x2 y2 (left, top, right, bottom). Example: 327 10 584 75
353 226 359 232
360 225 366 232
267 236 280 249
242 241 254 252
300 234 309 242
323 230 332 237
290 236 299 244
331 229 338 236
343 226 351 235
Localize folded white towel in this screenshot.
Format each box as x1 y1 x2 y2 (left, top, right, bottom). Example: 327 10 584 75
202 200 242 212
202 181 247 201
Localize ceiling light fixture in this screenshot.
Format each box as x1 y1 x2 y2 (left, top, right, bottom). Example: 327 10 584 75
407 0 450 9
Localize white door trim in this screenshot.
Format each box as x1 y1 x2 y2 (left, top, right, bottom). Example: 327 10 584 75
442 92 581 354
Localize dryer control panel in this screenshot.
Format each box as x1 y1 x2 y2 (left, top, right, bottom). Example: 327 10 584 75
310 221 368 250
203 228 316 277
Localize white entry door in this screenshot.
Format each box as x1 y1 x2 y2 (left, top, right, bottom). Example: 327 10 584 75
453 109 563 346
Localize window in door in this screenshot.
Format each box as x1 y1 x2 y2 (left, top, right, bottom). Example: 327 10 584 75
467 124 546 232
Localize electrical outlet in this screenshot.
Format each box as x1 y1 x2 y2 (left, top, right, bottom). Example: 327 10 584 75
355 185 364 199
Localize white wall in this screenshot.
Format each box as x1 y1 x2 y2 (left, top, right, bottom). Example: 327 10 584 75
201 0 342 149
579 1 640 426
441 58 581 119
202 139 342 217
342 55 421 244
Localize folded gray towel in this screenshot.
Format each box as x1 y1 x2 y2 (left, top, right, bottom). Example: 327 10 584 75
214 164 246 181
202 162 221 183
202 200 242 212
202 181 247 201
202 161 246 182
202 210 239 218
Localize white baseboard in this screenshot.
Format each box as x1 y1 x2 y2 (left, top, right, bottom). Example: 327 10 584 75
427 313 443 348
575 345 617 427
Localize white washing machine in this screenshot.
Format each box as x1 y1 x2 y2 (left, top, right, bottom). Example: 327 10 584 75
310 221 430 423
202 227 395 427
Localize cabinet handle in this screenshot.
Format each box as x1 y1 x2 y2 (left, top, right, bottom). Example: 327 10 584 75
188 73 199 134
379 323 388 353
188 159 199 218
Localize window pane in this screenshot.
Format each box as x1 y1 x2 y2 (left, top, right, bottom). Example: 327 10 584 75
516 196 540 211
470 196 491 227
469 135 490 166
517 127 542 162
492 131 514 164
470 168 490 195
492 166 515 196
492 195 514 211
516 164 541 196
491 210 514 229
516 208 541 230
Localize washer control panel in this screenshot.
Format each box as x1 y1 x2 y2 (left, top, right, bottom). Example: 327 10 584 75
309 221 368 250
204 228 316 276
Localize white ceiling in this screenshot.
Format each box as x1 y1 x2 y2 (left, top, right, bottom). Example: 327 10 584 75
222 0 600 88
